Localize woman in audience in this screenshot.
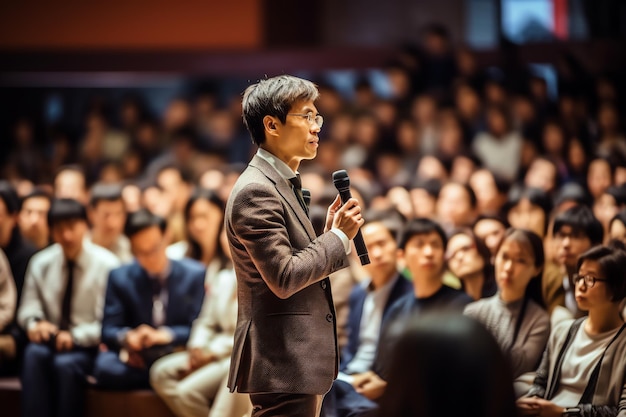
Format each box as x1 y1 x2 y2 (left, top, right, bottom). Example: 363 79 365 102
517 243 626 417
377 313 518 417
472 214 510 261
166 187 228 278
464 229 549 386
608 209 626 245
446 228 497 301
505 186 552 239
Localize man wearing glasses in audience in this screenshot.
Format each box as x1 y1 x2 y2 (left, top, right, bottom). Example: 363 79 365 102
544 204 604 323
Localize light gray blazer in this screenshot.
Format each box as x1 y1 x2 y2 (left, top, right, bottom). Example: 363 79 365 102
226 155 350 395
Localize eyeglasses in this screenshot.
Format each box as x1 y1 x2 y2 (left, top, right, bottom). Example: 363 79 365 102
287 111 324 128
446 243 476 261
573 273 608 288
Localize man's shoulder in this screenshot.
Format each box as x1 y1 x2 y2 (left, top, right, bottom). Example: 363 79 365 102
108 262 141 283
171 257 206 278
439 285 474 305
28 243 62 267
84 241 121 268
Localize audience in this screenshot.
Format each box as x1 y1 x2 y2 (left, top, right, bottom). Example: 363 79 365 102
0 25 624 416
17 187 51 250
543 205 604 320
0 249 17 373
17 198 120 417
446 228 497 301
86 183 132 263
472 214 509 260
320 208 412 417
608 209 626 245
93 209 205 390
376 314 518 417
518 243 626 416
150 229 251 417
0 182 38 374
464 228 549 392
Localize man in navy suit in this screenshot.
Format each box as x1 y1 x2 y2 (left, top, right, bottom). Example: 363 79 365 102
321 209 412 417
93 208 205 389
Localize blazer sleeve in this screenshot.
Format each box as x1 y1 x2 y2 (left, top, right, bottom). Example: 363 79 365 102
230 183 348 299
0 249 16 332
100 269 129 350
164 266 205 347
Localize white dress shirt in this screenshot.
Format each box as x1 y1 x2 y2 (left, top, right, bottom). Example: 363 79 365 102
17 240 120 347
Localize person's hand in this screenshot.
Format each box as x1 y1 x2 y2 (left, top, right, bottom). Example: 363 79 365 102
27 320 58 343
324 195 342 233
124 324 153 351
516 397 563 417
188 347 215 371
329 197 364 240
55 330 73 352
349 372 370 389
354 371 387 400
142 327 173 348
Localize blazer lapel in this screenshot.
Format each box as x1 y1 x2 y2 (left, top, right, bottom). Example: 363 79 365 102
249 155 317 240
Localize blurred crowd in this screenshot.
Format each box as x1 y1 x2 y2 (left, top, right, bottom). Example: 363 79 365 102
0 23 626 417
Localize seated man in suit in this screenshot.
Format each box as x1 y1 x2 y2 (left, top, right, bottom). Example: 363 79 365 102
93 208 205 390
321 208 413 417
17 198 121 417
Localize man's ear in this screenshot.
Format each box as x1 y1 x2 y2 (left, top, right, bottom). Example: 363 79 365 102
263 116 279 135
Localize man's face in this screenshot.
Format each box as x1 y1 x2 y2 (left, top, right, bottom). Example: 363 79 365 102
54 171 87 203
400 231 445 282
51 219 88 260
18 196 50 241
89 199 126 242
553 225 592 271
130 226 168 275
272 99 321 168
436 183 474 228
362 222 399 287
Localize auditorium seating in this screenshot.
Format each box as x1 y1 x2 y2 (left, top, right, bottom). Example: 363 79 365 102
0 377 176 417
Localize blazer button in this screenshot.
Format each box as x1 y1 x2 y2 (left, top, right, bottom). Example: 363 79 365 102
320 281 327 290
326 313 333 322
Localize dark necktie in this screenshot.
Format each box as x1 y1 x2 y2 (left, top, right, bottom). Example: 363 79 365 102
60 260 75 331
289 174 308 215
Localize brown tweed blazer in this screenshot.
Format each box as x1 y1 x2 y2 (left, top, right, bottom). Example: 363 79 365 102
226 155 350 395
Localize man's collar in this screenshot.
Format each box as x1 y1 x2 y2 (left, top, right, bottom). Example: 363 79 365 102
256 148 298 181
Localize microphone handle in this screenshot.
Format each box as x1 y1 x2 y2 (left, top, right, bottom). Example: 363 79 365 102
336 189 370 266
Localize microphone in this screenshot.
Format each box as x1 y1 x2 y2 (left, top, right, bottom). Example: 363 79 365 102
332 170 370 265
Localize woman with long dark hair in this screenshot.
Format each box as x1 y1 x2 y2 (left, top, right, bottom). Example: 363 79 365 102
465 228 550 382
166 187 229 275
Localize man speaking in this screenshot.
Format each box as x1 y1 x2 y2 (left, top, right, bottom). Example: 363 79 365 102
225 74 364 417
